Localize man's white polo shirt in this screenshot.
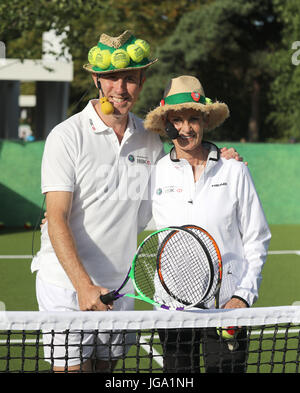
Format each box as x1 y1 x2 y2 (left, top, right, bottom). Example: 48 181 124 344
31 100 163 291
151 142 271 307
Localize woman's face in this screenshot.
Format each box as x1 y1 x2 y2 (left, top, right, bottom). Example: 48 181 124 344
167 109 205 154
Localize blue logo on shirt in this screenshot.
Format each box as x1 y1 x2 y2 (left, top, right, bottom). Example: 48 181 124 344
128 154 135 162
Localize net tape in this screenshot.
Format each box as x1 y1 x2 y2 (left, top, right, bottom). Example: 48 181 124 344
1 306 300 373
2 306 300 330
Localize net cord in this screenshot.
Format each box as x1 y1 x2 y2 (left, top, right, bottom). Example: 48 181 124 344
1 306 300 331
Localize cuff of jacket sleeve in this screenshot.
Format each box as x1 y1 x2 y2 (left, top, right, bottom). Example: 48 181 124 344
231 295 250 308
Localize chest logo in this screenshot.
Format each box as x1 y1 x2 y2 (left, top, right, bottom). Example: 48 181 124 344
156 186 183 195
128 154 135 162
89 118 96 131
128 154 151 165
211 182 228 187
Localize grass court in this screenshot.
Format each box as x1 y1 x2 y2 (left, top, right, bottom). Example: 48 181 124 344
0 225 300 372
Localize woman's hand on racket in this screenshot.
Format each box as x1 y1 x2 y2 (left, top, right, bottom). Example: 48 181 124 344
77 283 113 311
221 298 247 333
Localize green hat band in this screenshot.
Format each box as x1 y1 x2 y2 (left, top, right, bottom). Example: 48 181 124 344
162 92 212 106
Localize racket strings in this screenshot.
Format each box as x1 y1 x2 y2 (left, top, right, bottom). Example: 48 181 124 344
182 226 222 305
158 231 212 306
132 227 222 310
134 236 159 299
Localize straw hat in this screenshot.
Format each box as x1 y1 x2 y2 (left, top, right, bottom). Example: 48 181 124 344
144 75 229 136
83 30 158 74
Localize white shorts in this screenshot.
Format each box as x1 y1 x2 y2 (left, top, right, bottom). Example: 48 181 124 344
36 276 135 368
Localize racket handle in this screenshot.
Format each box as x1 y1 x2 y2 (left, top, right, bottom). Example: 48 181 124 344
100 291 117 305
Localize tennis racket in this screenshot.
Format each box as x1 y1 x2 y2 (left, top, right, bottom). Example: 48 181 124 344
176 224 223 308
100 226 220 310
180 225 240 342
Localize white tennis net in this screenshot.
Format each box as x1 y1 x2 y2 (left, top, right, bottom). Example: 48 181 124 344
1 306 300 373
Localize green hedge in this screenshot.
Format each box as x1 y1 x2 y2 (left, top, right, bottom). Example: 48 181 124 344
0 140 44 228
0 140 299 227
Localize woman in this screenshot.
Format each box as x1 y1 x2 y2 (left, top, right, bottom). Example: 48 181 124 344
144 75 271 373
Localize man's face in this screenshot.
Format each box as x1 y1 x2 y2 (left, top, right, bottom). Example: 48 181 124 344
94 70 145 116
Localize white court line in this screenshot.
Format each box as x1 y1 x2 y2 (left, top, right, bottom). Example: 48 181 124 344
0 330 299 371
1 329 299 343
1 251 300 260
0 335 164 367
0 255 33 259
140 337 163 368
268 250 300 255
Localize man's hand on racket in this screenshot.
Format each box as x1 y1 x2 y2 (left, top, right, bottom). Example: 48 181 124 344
77 283 113 311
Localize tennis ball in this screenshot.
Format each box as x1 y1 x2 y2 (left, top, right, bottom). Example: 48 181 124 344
0 221 4 228
127 44 144 63
94 50 111 69
111 49 130 69
24 221 32 229
135 39 150 57
217 326 236 339
88 46 101 65
100 97 114 115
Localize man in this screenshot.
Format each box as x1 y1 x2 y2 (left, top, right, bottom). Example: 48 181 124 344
32 31 243 372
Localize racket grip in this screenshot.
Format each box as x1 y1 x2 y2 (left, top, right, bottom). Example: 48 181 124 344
100 291 117 305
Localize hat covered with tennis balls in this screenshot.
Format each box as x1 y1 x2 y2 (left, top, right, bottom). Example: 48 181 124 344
83 30 158 74
144 75 229 136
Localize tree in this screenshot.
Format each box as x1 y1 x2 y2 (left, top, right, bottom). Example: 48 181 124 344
2 0 298 142
0 0 210 115
267 0 300 142
136 0 282 142
0 0 110 113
